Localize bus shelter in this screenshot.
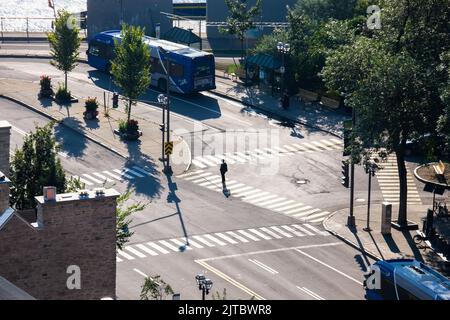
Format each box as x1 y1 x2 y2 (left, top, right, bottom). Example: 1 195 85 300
162 27 202 49
245 53 282 95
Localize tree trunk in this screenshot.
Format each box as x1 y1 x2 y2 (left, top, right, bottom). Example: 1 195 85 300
65 72 68 92
396 139 408 226
127 98 132 122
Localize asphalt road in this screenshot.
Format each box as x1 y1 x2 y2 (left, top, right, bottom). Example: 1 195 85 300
0 57 381 300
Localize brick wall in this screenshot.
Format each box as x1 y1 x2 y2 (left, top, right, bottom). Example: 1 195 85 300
0 189 119 300
0 176 10 213
0 121 11 177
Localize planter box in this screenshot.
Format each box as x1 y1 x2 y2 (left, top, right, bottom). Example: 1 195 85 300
297 88 319 102
114 129 142 141
320 96 341 109
54 96 79 104
83 110 99 120
38 89 54 99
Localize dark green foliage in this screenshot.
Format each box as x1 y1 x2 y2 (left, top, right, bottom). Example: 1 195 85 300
10 122 66 210
84 97 99 112
140 275 174 300
116 189 145 250
48 9 81 92
111 24 151 123
55 84 71 102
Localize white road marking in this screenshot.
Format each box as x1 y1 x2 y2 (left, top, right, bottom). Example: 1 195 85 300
281 225 305 237
176 170 204 179
82 174 103 184
303 224 330 236
135 244 158 256
158 240 180 252
92 172 113 182
132 166 152 176
269 226 293 238
146 242 170 254
274 203 306 212
191 159 207 168
292 224 315 236
170 238 192 250
248 228 272 240
124 246 146 258
103 170 123 181
237 230 261 241
226 231 249 243
297 286 325 300
284 205 312 215
113 169 134 180
72 175 93 186
117 250 135 260
203 234 227 246
214 233 239 244
133 268 148 278
248 259 279 274
259 227 283 239
193 235 216 247
123 167 145 178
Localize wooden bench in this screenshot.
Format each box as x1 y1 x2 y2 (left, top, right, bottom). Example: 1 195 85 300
433 160 446 176
320 96 341 109
297 88 319 102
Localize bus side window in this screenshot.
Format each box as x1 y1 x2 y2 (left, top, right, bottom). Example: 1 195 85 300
170 62 184 78
380 277 397 300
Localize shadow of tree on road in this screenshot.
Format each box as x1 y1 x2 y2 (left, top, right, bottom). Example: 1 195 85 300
53 117 88 158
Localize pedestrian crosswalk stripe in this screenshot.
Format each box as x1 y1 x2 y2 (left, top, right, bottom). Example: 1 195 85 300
118 250 135 260
292 144 312 153
281 225 305 237
304 224 329 236
284 205 312 215
259 227 283 239
234 152 252 160
132 166 152 176
159 240 180 252
274 202 306 212
320 139 342 150
283 145 299 152
234 189 262 198
254 149 271 158
257 197 287 207
92 172 113 183
170 239 192 250
193 235 216 247
191 159 207 168
123 168 145 178
292 224 315 236
273 146 293 155
113 169 134 180
226 231 250 243
103 171 122 181
242 191 271 201
237 230 261 241
246 194 279 204
204 155 223 165
292 208 321 218
117 223 331 261
186 239 204 249
194 157 216 167
248 228 272 240
214 233 239 244
125 246 147 258
230 186 253 194
184 172 212 181
311 141 333 151
227 183 246 190
203 234 227 246
73 175 94 186
225 153 246 163
301 142 323 152
135 244 158 256
330 138 344 145
218 154 235 164
146 242 170 254
266 200 295 210
270 226 293 238
82 174 103 184
304 211 330 221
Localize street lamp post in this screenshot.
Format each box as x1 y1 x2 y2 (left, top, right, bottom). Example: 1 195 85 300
277 41 290 96
195 274 213 300
363 160 379 232
158 46 172 175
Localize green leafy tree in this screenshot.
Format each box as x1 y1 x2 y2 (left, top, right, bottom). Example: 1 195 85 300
111 24 151 123
116 189 146 250
140 275 174 300
220 0 262 59
47 9 81 93
322 0 450 227
10 122 66 210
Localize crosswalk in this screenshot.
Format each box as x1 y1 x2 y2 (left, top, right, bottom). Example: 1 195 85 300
117 223 330 262
70 165 153 186
177 170 331 224
373 154 422 205
191 138 343 169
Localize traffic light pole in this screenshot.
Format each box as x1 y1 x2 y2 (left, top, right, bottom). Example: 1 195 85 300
347 108 356 228
165 58 172 174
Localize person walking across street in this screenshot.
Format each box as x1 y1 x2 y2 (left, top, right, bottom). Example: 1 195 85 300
220 159 228 184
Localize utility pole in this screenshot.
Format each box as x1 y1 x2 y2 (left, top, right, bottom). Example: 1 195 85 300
165 57 172 174
347 107 356 228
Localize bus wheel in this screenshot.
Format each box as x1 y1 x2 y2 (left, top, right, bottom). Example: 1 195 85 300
158 79 167 92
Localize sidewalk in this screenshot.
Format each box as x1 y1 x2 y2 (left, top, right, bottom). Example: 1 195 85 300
324 203 450 275
212 72 347 138
0 79 188 176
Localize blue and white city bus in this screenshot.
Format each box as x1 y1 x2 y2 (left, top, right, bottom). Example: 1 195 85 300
86 30 216 94
364 259 450 300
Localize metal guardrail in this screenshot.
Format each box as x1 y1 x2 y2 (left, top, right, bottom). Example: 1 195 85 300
0 16 86 43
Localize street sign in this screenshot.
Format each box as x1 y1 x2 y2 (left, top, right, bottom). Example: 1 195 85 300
165 141 174 155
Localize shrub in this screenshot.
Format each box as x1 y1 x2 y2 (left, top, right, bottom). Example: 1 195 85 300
55 84 71 102
118 119 139 134
85 97 99 112
40 75 52 91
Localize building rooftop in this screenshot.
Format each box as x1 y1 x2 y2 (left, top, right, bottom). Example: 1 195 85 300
0 276 35 300
35 188 120 205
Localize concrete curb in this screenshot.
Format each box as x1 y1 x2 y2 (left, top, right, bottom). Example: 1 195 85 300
210 89 343 140
322 210 382 262
0 94 129 161
0 53 87 64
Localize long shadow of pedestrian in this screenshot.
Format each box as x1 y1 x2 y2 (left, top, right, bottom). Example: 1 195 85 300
166 172 190 251
53 118 88 158
123 138 162 199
